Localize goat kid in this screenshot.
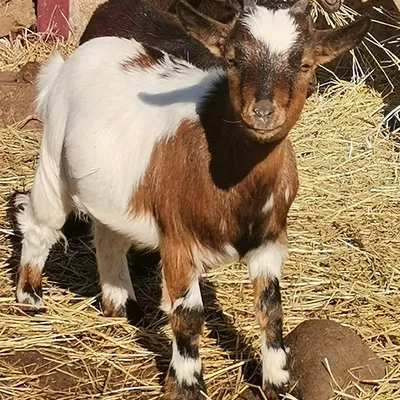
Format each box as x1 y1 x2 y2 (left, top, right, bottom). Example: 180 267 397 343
16 0 370 398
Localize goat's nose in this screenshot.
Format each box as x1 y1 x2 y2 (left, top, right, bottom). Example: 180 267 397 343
252 100 274 121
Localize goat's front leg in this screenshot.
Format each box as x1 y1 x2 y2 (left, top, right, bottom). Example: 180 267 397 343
246 239 290 399
161 244 205 400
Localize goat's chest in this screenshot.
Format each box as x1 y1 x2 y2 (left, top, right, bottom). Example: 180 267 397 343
193 182 293 256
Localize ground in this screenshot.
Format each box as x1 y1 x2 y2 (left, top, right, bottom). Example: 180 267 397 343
0 36 399 400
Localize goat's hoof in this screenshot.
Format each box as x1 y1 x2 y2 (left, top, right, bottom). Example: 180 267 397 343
16 285 44 315
262 385 280 400
164 374 206 400
102 297 144 326
16 264 44 315
262 381 290 400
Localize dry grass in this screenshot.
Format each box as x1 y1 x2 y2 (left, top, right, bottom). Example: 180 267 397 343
0 31 399 400
311 1 400 87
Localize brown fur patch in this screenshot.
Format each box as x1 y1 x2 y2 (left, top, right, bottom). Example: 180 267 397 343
102 298 124 318
121 54 155 71
227 67 246 117
283 71 311 133
253 276 272 329
17 264 42 299
161 242 195 306
120 48 161 71
170 306 204 337
130 117 298 256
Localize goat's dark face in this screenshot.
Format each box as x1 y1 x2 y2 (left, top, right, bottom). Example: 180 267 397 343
176 0 370 143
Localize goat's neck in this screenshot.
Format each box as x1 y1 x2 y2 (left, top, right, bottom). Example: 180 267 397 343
199 76 285 190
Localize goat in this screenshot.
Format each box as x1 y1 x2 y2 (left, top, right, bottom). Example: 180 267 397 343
16 0 370 398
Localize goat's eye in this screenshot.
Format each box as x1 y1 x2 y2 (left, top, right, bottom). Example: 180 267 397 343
301 63 312 72
226 58 237 67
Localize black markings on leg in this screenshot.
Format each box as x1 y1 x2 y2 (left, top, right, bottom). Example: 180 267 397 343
258 278 284 349
166 302 206 399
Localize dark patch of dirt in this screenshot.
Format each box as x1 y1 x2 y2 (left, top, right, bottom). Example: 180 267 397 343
0 62 41 128
3 349 160 399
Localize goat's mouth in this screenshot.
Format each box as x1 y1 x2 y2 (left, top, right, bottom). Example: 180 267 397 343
240 115 285 134
239 115 287 143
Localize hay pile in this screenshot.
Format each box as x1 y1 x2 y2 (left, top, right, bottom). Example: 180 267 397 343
0 34 399 400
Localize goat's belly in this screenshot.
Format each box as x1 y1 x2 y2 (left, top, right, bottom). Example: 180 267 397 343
67 168 160 249
72 190 160 249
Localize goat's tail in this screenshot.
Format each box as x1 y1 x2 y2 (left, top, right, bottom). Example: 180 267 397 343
15 51 71 309
15 49 71 263
35 51 64 118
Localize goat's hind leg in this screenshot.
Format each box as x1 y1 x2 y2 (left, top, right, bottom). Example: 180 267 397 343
15 169 71 312
93 223 144 324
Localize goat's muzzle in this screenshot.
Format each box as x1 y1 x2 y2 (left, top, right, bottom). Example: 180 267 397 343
241 100 286 139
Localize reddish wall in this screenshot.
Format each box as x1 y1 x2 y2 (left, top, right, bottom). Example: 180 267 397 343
37 0 70 40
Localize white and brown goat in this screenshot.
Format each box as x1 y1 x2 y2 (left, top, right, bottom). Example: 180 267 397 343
15 0 370 398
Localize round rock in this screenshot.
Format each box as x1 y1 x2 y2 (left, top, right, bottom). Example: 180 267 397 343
285 319 386 400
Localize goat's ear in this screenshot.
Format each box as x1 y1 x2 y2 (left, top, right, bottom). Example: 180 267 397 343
314 16 371 65
176 0 231 57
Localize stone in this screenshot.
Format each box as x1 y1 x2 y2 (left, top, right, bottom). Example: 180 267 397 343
285 319 386 400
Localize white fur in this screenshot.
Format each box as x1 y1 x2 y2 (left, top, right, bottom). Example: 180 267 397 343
242 7 298 54
285 187 290 203
36 51 64 117
261 333 290 386
16 288 44 308
171 339 202 385
262 194 275 213
172 278 203 312
161 276 203 314
36 37 223 246
192 244 240 272
16 194 65 270
94 223 137 307
245 242 287 280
